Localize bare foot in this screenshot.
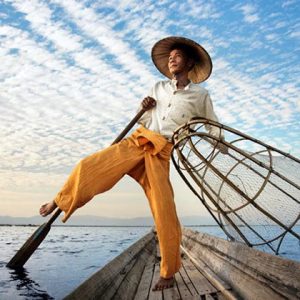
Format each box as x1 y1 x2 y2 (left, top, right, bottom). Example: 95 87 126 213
152 276 174 291
39 200 57 217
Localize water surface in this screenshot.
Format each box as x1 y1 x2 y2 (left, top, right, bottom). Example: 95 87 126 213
0 225 299 299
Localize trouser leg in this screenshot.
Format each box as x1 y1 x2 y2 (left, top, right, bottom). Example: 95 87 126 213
55 138 143 222
129 148 182 278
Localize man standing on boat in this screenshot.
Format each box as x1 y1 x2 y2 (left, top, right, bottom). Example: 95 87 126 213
40 36 223 291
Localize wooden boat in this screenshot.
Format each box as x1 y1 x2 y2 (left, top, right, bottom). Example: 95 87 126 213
64 227 300 300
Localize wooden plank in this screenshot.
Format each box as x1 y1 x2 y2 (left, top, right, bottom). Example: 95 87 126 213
216 292 227 300
100 255 138 299
156 243 161 260
178 258 198 296
182 228 300 300
181 246 239 300
112 241 154 300
148 263 163 300
163 277 181 300
182 258 218 295
174 271 193 299
134 255 155 300
205 294 215 300
187 250 231 291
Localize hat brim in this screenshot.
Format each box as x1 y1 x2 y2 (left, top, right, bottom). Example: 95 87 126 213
151 36 212 84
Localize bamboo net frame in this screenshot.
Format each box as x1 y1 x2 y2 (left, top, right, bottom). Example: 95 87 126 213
171 118 300 254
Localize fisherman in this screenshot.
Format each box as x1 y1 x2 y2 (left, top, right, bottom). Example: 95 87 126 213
40 36 224 291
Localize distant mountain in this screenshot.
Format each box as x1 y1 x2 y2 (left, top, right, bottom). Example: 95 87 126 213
0 214 217 226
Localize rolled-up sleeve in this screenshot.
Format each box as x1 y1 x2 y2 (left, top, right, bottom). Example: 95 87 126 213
203 93 224 139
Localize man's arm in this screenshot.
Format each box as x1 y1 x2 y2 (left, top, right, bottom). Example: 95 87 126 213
204 93 228 154
203 93 223 138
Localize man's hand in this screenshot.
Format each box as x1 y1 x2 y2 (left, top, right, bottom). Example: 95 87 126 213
211 139 229 154
142 96 156 111
216 143 229 154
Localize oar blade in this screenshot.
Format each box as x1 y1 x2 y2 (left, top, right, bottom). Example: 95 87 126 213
7 223 51 269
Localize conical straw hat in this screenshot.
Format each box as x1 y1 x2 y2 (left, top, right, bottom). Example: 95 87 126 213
151 36 212 83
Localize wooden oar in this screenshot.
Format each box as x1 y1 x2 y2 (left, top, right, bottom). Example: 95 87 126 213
7 108 146 269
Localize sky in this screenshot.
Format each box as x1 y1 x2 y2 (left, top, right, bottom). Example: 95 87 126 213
0 0 299 221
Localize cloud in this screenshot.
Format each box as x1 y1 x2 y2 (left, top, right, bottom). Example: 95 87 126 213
180 0 221 19
282 0 297 8
289 30 300 38
236 4 260 23
1 0 299 217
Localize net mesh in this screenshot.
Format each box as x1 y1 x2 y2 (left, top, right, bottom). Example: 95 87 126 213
172 118 300 254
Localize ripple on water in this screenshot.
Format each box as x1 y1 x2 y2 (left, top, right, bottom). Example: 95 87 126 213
46 239 56 243
84 265 100 270
63 250 84 255
0 261 7 267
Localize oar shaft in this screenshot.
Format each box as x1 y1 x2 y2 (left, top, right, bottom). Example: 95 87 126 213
48 208 62 225
112 108 146 144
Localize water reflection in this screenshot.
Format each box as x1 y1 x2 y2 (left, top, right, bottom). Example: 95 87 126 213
8 267 54 300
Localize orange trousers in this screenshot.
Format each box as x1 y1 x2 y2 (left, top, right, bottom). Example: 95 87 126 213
54 126 182 278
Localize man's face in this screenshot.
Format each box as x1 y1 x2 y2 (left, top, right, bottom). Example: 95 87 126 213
168 49 191 76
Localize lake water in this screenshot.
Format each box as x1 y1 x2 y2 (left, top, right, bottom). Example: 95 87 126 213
0 225 299 300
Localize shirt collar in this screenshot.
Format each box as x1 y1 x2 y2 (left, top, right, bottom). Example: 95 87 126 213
170 79 194 91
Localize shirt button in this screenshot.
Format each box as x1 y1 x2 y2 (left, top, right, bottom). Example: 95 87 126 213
173 91 177 95
162 117 166 120
168 103 171 107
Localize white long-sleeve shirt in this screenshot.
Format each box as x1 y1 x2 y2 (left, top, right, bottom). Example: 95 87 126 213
139 79 222 141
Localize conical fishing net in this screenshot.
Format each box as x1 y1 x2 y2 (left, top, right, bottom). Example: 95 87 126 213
172 118 300 254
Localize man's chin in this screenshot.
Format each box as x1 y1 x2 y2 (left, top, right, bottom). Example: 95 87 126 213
169 70 180 76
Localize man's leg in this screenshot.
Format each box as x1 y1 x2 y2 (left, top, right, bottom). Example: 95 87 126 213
129 145 182 291
40 138 144 222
